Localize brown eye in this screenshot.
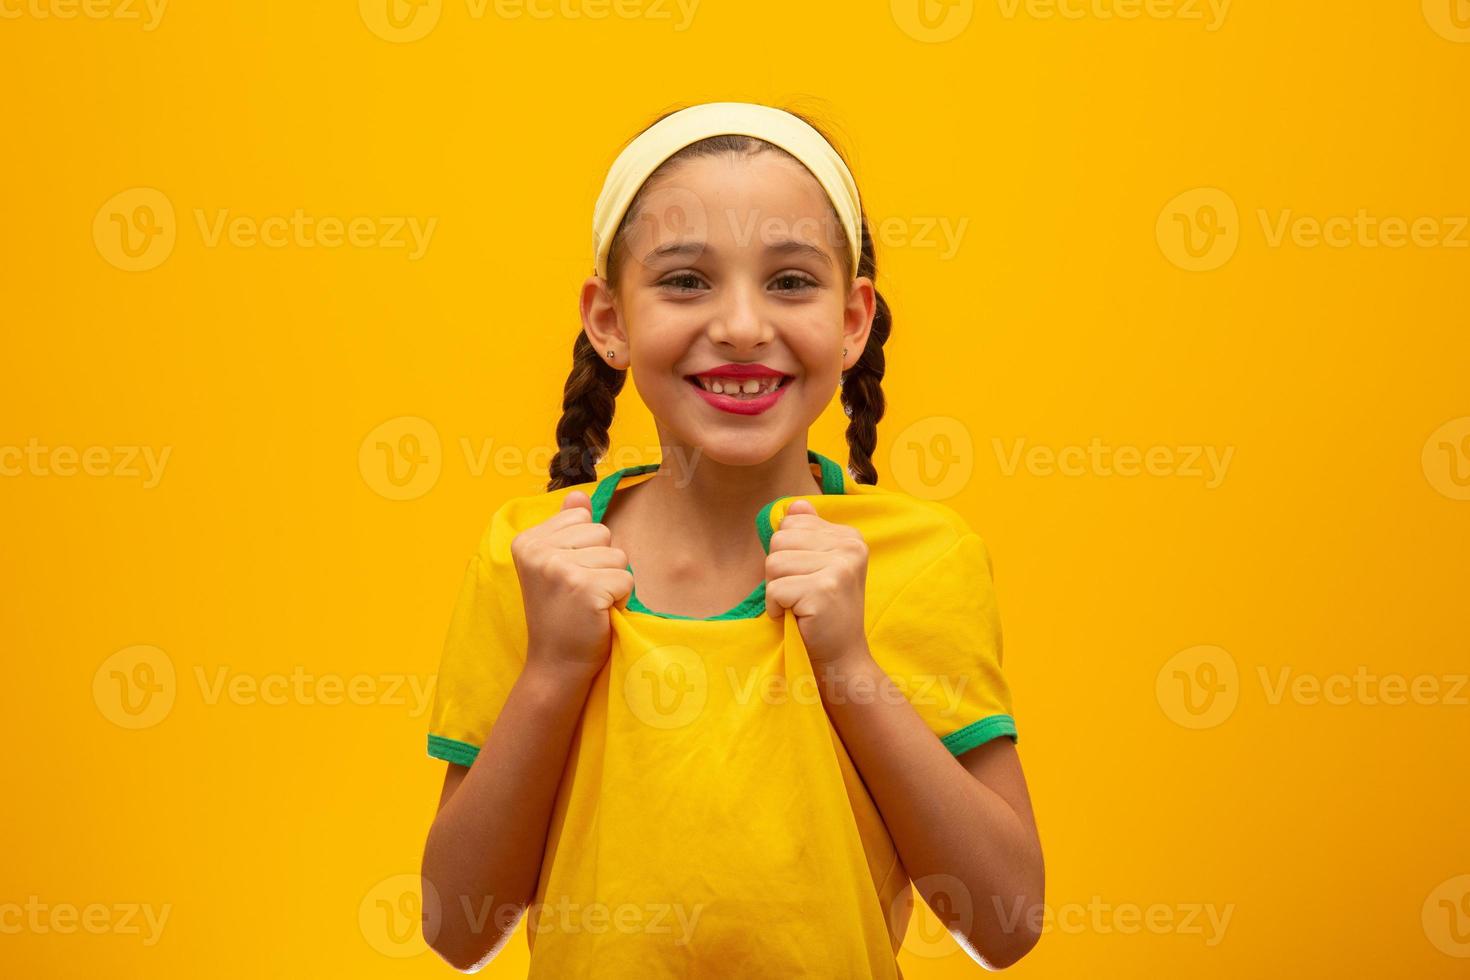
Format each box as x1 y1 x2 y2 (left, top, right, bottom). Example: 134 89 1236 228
659 273 705 292
771 273 816 293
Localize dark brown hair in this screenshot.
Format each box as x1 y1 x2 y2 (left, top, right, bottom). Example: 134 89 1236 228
546 104 890 492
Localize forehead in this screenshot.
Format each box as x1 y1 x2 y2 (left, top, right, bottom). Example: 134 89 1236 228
624 152 843 254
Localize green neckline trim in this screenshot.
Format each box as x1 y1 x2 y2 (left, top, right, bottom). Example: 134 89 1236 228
941 715 1019 756
427 734 479 766
589 449 847 621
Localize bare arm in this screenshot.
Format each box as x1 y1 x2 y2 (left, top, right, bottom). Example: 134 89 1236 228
421 489 630 970
420 658 600 971
818 646 1045 970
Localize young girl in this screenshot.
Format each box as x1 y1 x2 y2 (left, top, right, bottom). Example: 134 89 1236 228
420 101 1044 977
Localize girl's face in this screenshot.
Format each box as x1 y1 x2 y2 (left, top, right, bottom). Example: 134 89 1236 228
581 151 875 468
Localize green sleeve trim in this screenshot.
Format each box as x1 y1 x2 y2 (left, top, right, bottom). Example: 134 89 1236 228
427 734 480 767
941 714 1018 756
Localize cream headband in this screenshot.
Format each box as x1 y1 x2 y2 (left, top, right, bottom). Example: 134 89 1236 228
591 102 863 282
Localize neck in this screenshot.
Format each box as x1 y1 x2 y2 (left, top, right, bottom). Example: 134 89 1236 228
637 442 824 553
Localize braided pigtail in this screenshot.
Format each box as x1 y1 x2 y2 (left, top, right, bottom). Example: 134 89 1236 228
838 210 889 485
545 331 627 492
553 102 889 489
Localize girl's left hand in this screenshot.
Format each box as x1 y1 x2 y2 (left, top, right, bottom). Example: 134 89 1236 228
765 499 870 666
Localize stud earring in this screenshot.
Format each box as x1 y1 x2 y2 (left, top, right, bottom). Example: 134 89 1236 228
606 350 615 360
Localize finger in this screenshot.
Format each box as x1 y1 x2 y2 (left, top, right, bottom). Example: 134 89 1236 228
779 502 823 528
562 490 592 513
765 549 829 578
769 527 842 553
549 522 613 550
765 570 790 619
765 572 822 620
587 567 635 607
764 573 805 619
532 498 597 538
562 545 629 570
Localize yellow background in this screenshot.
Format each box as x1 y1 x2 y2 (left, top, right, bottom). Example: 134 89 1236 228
4 0 1469 976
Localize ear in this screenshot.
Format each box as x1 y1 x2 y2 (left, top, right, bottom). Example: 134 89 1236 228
580 275 628 363
840 275 876 370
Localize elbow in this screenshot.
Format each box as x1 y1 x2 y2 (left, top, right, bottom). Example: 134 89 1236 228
420 878 520 973
970 920 1041 971
968 877 1045 970
428 943 490 974
426 922 509 974
944 869 1045 970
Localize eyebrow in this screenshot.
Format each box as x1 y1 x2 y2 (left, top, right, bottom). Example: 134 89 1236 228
643 238 833 268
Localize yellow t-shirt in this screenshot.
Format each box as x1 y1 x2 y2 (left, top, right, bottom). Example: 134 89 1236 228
426 449 1018 978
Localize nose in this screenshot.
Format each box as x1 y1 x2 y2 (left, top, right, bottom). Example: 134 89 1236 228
707 277 772 352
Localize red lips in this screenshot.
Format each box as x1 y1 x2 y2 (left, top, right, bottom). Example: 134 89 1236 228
686 362 789 381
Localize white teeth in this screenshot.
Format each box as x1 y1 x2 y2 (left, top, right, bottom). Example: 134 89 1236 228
698 375 783 397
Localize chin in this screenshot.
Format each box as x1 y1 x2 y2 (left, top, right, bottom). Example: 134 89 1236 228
666 435 787 470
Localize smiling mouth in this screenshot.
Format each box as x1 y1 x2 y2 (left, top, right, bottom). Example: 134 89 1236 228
684 374 792 399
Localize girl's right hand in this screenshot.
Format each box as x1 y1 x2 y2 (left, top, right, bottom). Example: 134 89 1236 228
510 490 633 679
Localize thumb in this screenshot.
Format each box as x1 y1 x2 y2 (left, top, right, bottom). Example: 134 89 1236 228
562 489 592 513
783 498 816 519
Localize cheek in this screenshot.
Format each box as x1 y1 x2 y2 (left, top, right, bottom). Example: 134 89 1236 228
789 315 844 372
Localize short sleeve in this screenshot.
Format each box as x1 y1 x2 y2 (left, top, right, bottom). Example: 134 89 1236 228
864 531 1018 756
425 504 529 767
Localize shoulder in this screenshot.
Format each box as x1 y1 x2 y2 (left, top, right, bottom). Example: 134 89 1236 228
816 481 994 622
468 476 604 563
824 480 981 568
